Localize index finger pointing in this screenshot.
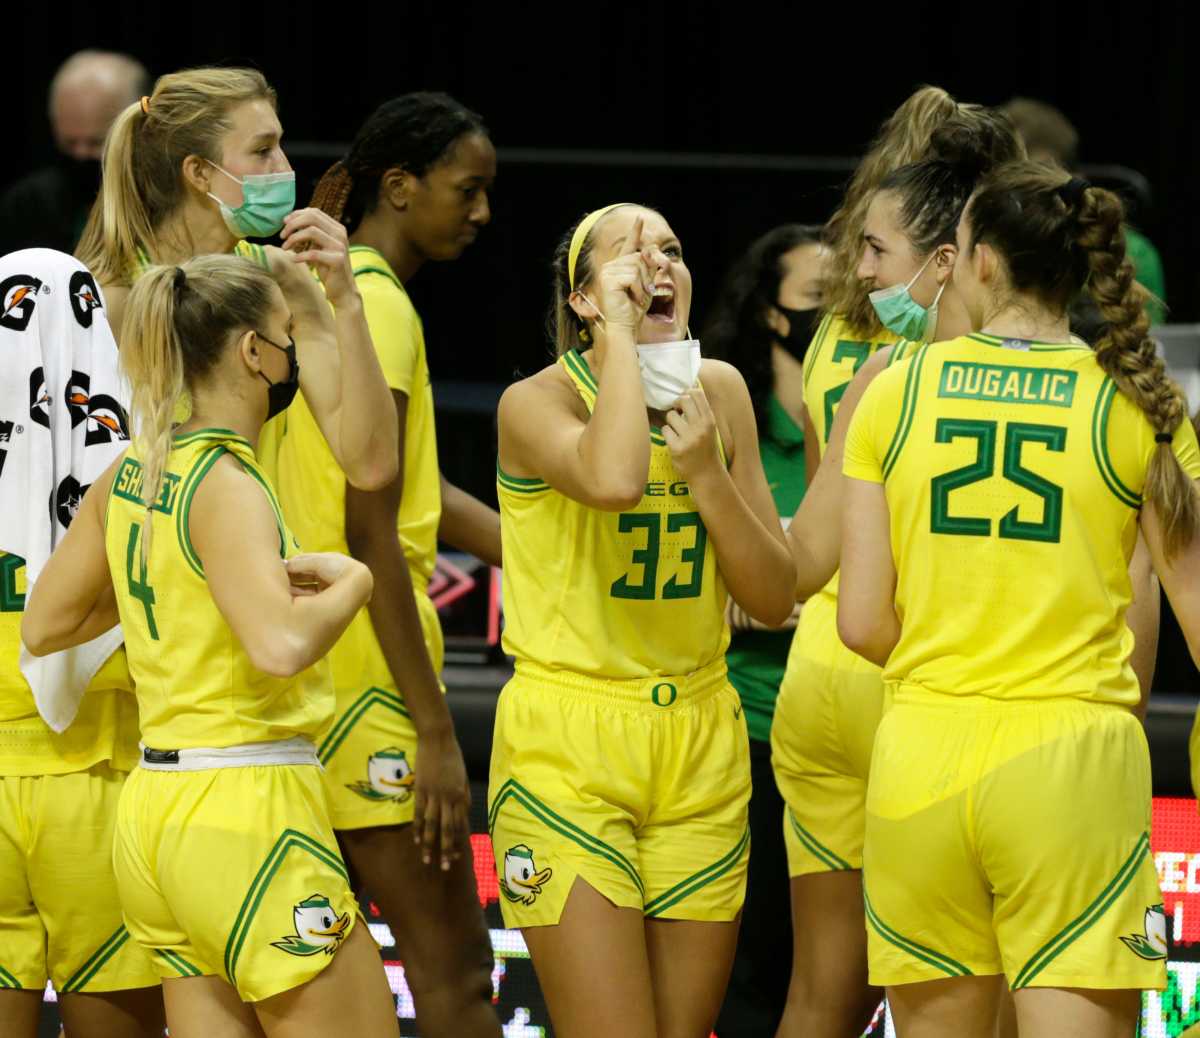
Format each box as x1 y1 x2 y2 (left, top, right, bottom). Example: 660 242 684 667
629 214 644 255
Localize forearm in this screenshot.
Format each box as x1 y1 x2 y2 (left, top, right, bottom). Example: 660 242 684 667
438 476 502 567
690 466 794 625
787 459 844 599
579 332 650 497
23 584 119 656
330 297 399 489
350 533 453 735
282 568 373 672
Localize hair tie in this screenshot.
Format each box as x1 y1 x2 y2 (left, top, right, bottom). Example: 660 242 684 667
172 266 187 299
1155 432 1172 444
140 96 151 115
1057 177 1090 208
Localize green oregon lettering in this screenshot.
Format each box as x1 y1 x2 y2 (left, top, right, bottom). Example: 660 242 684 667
0 554 25 612
651 682 678 707
938 362 1077 408
112 458 182 515
611 511 707 601
930 419 1067 542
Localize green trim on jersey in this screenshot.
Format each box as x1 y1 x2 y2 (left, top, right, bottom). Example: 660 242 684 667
644 825 750 917
887 338 916 366
317 686 411 765
967 332 1090 353
489 778 645 896
563 349 599 393
1012 832 1150 989
802 313 834 385
0 962 22 989
350 247 405 292
1091 380 1142 509
172 428 251 449
60 925 131 993
176 447 230 579
157 948 202 978
864 891 972 978
882 343 930 479
224 828 349 985
497 464 550 495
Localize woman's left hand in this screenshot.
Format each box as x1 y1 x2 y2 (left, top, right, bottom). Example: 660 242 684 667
662 388 722 482
279 208 360 309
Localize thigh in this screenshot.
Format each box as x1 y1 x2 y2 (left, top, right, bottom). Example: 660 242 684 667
162 974 265 1038
30 767 161 996
1013 986 1141 1038
487 678 645 931
58 986 167 1038
253 923 398 1038
0 776 45 994
979 703 1166 993
887 975 1007 1038
863 705 1001 986
644 916 740 1038
0 989 41 1038
338 823 493 987
787 871 879 1009
521 877 656 1038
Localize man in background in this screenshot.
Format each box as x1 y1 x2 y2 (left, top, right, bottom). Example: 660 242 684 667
0 51 149 255
1001 96 1167 323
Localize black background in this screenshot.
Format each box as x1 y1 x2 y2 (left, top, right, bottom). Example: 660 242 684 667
5 0 1196 387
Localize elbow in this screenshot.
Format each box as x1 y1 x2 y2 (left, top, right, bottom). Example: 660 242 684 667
836 612 886 667
247 634 313 679
345 453 398 492
594 479 646 512
20 617 51 658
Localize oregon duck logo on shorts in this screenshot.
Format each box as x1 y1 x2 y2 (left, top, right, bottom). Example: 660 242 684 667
501 845 553 905
346 747 415 802
1119 904 1168 960
271 894 350 957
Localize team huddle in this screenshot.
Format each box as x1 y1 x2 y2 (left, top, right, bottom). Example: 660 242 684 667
1 65 1198 1038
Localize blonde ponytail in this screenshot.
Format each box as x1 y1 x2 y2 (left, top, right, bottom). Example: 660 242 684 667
1076 187 1200 557
76 67 277 286
120 254 277 563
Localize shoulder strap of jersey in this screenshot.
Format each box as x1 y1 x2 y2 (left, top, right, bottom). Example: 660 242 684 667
881 342 931 480
802 312 835 386
1091 377 1143 510
559 350 598 414
888 338 915 366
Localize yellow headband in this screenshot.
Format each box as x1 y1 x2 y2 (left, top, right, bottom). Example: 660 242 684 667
568 203 634 291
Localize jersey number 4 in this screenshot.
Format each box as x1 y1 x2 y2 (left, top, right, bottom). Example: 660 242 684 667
126 523 160 640
930 418 1066 543
611 511 707 600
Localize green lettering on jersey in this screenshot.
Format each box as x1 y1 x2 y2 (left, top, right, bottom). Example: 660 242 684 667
939 362 1076 408
0 554 25 612
112 458 182 515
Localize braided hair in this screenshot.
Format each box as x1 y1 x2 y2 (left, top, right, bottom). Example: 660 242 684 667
310 92 487 231
967 162 1199 556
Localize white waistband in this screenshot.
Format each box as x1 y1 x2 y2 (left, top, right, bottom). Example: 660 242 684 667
138 736 320 771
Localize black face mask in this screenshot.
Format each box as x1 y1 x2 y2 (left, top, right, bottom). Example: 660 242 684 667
256 332 300 419
772 304 822 363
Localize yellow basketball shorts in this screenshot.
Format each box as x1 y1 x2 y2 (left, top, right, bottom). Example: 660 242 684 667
0 763 159 993
318 590 444 831
771 592 883 876
863 689 1166 991
487 658 751 929
114 762 359 1002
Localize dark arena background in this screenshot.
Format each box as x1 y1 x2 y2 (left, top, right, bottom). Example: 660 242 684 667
8 3 1200 1035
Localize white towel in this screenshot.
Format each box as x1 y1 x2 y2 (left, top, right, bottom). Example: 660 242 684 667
0 249 131 731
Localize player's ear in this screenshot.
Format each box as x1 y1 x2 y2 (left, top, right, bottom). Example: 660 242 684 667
238 329 262 375
380 167 413 213
934 243 957 284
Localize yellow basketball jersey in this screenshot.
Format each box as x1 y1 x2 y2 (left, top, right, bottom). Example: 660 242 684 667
843 332 1200 704
105 429 331 749
261 246 443 696
0 554 138 776
499 350 729 679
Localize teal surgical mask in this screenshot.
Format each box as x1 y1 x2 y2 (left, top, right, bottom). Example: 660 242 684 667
207 162 295 239
868 251 946 342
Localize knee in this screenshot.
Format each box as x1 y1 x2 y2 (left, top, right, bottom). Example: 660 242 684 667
403 932 494 1004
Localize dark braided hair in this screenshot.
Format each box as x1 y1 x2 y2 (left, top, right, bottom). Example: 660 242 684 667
310 92 488 230
967 161 1199 557
702 225 823 434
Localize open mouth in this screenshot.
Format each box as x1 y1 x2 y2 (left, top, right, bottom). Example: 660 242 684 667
646 286 675 323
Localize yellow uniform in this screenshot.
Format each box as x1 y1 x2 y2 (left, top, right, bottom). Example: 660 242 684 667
843 333 1199 989
264 245 444 830
488 350 750 927
106 430 356 1002
770 315 900 877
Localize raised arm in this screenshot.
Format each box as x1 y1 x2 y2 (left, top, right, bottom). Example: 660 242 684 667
787 345 895 599
498 216 659 510
271 208 399 490
664 362 795 626
192 457 373 677
22 456 124 655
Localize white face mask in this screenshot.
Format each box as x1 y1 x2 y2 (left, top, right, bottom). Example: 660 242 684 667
579 293 701 409
637 339 702 410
